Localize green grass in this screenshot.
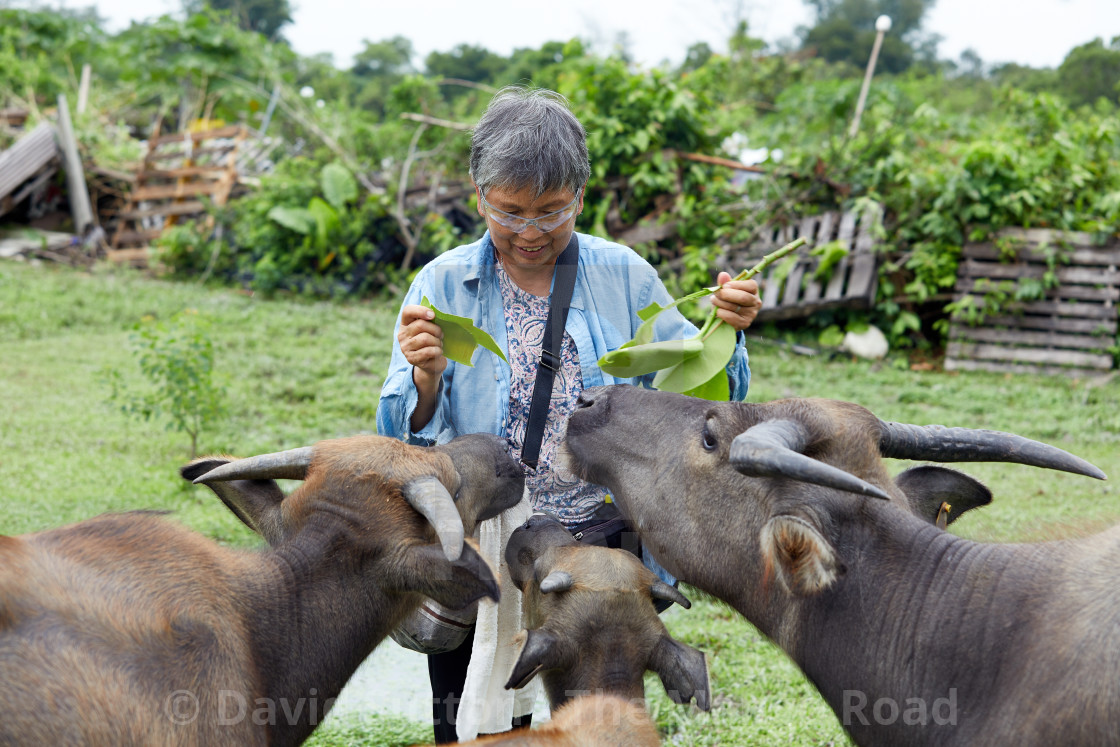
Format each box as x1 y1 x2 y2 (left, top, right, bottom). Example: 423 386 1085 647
4 259 1120 746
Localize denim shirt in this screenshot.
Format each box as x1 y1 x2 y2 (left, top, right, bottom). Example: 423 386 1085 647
376 231 751 446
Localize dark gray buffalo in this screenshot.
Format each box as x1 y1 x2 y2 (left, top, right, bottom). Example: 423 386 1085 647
562 384 1115 747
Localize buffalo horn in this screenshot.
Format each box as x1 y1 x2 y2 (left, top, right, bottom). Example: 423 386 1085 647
878 421 1107 480
401 475 464 562
192 446 313 484
731 420 892 500
651 581 692 609
539 570 574 594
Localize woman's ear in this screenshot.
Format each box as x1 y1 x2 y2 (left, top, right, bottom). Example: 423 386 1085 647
472 180 485 219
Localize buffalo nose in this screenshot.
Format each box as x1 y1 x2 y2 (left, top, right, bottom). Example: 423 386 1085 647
575 387 605 409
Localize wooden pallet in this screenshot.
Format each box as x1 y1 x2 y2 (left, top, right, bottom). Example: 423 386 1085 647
945 229 1120 377
723 207 882 322
109 124 247 264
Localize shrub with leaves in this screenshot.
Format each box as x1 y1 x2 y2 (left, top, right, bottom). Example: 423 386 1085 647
104 309 225 457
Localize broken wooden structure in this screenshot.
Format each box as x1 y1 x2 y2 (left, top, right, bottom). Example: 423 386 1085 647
109 123 248 265
0 121 60 222
945 228 1119 377
721 207 882 322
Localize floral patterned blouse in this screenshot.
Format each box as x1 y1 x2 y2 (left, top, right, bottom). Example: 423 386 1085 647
496 261 608 527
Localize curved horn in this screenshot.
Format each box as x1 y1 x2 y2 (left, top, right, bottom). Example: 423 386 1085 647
731 420 892 500
192 447 313 484
651 581 692 609
539 570 574 594
878 421 1107 480
401 475 464 562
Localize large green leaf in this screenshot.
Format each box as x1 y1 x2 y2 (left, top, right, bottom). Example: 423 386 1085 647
681 368 731 401
421 297 508 367
307 197 339 249
652 321 737 397
598 337 705 378
321 162 359 210
267 205 314 235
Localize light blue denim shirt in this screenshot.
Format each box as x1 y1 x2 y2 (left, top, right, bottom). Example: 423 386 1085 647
376 231 751 446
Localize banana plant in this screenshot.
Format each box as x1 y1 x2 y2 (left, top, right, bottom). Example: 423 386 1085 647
598 238 806 400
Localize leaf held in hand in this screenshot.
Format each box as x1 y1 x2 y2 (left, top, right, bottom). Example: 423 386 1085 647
598 337 705 378
421 297 508 367
652 321 737 396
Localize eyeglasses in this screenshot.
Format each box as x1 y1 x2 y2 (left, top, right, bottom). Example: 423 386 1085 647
479 191 580 234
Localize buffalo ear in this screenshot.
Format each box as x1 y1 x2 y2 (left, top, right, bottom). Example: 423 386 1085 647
894 465 992 527
389 540 500 610
648 635 710 711
181 459 287 545
505 628 565 690
762 515 843 596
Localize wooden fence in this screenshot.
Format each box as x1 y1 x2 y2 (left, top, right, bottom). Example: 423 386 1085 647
722 207 882 322
945 228 1120 377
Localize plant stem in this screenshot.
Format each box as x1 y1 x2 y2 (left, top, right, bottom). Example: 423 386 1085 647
698 237 809 340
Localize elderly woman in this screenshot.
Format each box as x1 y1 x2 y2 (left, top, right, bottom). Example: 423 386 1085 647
377 86 760 742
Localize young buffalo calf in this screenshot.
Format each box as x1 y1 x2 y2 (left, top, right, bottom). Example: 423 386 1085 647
0 433 523 747
503 513 709 713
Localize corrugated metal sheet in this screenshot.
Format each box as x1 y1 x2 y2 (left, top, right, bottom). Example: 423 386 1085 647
0 122 59 203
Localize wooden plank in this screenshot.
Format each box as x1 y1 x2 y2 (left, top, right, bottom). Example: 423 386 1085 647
816 212 837 243
945 357 1105 378
797 215 818 244
105 247 150 263
118 201 206 220
996 227 1099 248
953 278 1120 303
846 253 878 303
114 228 164 245
0 122 58 200
147 124 245 147
946 341 1112 368
781 262 808 306
760 267 781 310
949 325 1113 350
137 166 235 180
963 243 1120 265
951 294 1118 319
130 182 224 201
977 314 1117 335
802 264 825 304
959 259 1120 285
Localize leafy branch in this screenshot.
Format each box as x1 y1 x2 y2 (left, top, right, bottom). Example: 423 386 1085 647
599 237 807 399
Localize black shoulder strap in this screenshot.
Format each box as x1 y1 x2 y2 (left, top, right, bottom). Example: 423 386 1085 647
521 234 580 470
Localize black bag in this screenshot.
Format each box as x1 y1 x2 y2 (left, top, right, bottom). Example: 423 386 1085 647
391 237 580 656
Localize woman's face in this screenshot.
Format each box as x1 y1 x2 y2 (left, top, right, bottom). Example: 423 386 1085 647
476 183 583 281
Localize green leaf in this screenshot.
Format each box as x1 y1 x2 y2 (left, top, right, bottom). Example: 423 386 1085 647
321 162 359 210
308 197 339 249
598 337 705 378
652 322 737 395
267 205 314 235
421 296 508 367
681 369 731 401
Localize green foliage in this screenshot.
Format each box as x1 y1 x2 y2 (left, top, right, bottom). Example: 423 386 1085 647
182 0 294 41
1057 36 1120 108
104 308 226 457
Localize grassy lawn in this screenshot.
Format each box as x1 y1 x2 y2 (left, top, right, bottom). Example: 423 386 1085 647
4 259 1120 746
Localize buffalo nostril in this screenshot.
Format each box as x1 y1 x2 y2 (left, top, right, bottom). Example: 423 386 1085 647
575 392 596 409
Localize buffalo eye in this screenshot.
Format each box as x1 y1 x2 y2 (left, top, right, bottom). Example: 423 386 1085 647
701 423 718 452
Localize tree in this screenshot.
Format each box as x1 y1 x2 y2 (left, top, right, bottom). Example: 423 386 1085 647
350 35 415 114
799 0 938 73
182 0 292 41
1057 37 1120 107
424 43 507 85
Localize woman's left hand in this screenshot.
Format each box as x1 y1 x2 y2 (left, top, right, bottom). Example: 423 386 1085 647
711 271 762 331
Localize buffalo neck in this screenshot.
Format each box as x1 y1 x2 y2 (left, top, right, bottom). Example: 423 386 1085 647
770 502 1058 745
237 516 406 747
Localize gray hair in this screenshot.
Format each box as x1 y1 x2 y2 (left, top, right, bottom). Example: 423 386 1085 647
470 86 590 199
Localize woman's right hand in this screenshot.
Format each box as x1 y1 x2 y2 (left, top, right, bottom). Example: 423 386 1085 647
398 305 447 388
